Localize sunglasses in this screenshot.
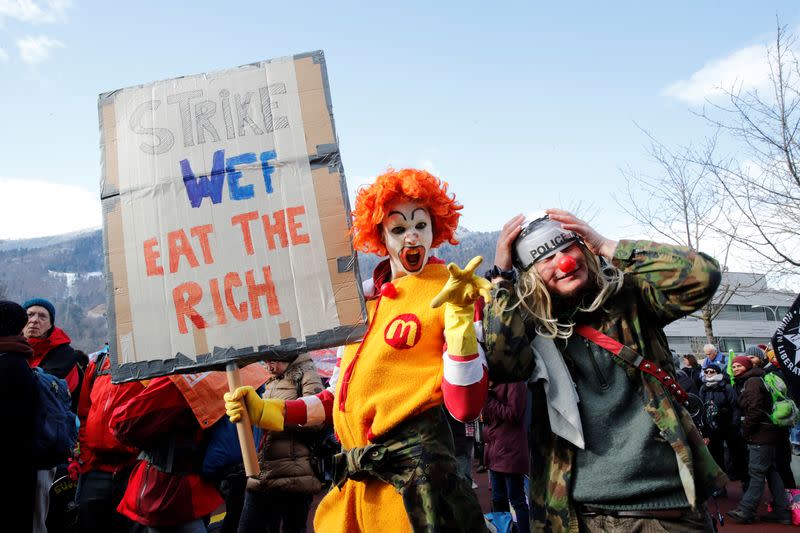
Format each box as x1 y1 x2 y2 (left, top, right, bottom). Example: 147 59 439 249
703 369 718 374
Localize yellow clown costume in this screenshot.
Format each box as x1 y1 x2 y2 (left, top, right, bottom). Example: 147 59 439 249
315 259 483 532
225 169 490 532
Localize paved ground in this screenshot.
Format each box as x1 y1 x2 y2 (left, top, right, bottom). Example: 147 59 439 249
209 458 800 531
475 469 795 531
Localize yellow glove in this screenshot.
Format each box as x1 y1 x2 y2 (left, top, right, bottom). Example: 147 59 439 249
430 256 492 309
223 386 285 431
431 256 491 357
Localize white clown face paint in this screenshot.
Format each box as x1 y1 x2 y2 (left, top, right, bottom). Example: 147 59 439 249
381 200 433 279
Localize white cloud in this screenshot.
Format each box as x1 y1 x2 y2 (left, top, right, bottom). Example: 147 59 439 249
16 34 63 63
419 159 439 176
0 178 101 239
0 0 71 24
0 46 7 61
663 43 773 104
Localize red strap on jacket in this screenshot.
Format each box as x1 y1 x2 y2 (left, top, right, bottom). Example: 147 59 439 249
573 324 689 406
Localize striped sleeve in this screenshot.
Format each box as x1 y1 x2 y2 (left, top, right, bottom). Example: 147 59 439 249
442 298 489 422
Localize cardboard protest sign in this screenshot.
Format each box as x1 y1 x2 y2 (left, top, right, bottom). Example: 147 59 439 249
772 293 800 402
99 51 366 382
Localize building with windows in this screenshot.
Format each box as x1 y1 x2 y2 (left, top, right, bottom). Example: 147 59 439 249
664 272 796 356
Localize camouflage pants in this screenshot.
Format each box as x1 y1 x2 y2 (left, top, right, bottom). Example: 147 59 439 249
332 407 488 533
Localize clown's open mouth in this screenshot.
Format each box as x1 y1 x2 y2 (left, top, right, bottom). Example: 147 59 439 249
400 246 426 272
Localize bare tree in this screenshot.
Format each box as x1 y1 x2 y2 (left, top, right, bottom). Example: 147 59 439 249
617 133 756 343
698 23 800 279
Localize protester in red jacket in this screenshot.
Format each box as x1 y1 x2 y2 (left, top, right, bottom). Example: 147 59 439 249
109 376 222 530
23 298 81 408
75 350 145 533
23 297 82 532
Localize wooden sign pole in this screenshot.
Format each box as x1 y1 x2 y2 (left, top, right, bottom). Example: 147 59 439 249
225 363 261 477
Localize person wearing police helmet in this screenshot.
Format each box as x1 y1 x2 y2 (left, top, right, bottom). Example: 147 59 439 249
483 209 726 532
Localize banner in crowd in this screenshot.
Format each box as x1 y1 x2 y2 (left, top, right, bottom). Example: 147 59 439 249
309 347 338 378
772 292 800 401
99 51 366 382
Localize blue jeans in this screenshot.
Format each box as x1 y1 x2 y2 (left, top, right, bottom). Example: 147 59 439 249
490 470 530 533
738 443 788 517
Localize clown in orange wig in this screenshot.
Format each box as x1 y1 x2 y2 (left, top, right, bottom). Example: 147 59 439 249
351 168 462 256
225 168 491 532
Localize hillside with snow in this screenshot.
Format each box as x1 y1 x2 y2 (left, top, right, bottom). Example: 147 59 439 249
0 227 500 352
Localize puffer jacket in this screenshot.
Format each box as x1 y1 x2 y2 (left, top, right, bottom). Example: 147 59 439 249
250 353 324 494
734 366 783 445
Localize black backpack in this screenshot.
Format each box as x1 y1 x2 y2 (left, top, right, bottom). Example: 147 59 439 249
31 365 79 469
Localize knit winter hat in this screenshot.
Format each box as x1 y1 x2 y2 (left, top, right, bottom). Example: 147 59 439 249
733 355 754 371
0 300 28 336
704 363 722 374
23 298 55 324
744 345 766 361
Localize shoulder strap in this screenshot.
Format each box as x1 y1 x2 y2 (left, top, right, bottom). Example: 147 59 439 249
758 377 777 402
294 374 303 399
573 324 689 406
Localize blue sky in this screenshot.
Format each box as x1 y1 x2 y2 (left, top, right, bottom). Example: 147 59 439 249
1 0 798 260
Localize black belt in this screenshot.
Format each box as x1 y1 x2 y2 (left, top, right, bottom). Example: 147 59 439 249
578 504 689 520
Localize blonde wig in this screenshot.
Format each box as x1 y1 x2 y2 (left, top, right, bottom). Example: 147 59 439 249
514 244 623 339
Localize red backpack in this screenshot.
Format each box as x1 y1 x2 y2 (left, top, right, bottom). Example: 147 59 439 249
84 355 138 454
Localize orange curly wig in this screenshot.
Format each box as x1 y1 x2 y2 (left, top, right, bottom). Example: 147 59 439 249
351 168 462 256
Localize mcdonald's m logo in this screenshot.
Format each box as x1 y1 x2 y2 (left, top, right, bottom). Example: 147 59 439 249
384 313 422 349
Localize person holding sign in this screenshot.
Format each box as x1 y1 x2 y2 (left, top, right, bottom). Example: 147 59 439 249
226 168 490 532
483 210 726 532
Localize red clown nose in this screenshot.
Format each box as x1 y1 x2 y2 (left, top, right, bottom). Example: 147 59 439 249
557 255 577 274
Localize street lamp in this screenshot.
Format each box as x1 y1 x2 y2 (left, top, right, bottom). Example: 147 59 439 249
751 304 779 322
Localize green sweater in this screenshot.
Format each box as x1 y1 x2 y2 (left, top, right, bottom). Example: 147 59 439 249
566 335 688 510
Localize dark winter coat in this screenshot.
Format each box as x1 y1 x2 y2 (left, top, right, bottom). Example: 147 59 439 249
734 366 783 445
482 381 528 475
676 368 699 396
684 365 703 393
252 353 324 495
0 336 38 533
698 378 739 434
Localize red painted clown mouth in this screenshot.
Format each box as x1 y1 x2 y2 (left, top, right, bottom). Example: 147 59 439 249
400 246 426 272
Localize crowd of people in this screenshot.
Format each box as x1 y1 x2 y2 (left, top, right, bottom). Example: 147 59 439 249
3 168 800 532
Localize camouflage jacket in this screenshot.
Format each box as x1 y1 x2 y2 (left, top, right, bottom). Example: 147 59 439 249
484 240 728 532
